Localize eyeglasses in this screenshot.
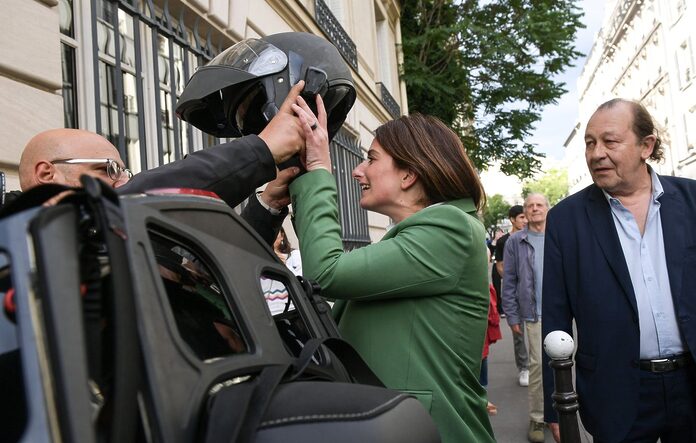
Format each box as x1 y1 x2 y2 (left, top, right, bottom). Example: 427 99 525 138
51 158 133 182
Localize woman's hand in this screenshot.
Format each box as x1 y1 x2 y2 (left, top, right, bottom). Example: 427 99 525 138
291 94 332 172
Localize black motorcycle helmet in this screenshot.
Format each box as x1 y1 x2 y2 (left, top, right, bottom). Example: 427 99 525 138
176 32 356 141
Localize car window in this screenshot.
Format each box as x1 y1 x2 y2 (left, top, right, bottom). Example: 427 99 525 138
260 275 295 316
148 232 248 361
260 272 316 360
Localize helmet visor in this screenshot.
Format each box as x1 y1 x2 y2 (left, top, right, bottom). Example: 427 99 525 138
207 38 288 77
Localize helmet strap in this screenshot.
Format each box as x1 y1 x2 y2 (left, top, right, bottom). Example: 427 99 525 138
260 76 289 122
205 93 229 133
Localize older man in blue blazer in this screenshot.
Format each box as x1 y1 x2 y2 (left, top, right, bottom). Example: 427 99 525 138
542 98 696 443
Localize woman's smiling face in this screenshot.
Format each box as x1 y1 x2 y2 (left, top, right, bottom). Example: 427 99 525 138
352 139 408 216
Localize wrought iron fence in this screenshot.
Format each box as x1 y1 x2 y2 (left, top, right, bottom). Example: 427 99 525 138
89 0 220 172
330 130 371 250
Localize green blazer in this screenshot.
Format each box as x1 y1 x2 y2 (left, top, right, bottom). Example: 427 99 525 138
290 170 494 443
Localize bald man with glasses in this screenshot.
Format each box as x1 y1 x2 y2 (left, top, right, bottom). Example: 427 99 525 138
19 129 134 190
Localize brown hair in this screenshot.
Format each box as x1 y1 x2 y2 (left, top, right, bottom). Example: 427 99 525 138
596 98 664 162
374 113 486 211
275 227 292 254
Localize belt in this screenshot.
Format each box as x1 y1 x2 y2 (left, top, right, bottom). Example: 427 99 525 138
638 353 692 373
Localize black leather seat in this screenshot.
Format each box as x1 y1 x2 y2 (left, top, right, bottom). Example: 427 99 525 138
254 381 440 443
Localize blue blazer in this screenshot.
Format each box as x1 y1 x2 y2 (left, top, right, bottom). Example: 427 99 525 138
542 174 696 443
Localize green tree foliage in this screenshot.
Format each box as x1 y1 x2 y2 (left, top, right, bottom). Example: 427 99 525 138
400 0 584 179
522 168 569 206
481 194 511 235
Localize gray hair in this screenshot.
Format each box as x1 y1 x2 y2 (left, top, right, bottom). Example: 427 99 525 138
524 193 549 208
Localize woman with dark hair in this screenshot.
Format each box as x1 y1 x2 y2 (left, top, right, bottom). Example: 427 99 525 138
289 95 493 442
273 227 302 276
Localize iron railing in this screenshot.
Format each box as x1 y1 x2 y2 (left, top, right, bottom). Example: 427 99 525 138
330 130 371 250
90 0 220 171
314 0 358 70
376 82 400 120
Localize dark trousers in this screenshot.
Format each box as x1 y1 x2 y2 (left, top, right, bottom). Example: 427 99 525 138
594 364 696 443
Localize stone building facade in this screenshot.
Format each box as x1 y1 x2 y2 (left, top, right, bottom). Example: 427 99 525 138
565 0 696 194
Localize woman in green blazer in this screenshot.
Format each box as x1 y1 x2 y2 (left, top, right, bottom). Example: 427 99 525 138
289 97 494 443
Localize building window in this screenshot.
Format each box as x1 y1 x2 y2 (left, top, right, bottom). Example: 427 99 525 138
91 0 220 172
61 44 79 129
685 109 696 152
59 0 79 129
374 4 391 92
62 0 222 174
149 230 249 361
94 0 146 172
374 4 400 119
330 130 371 250
676 38 695 90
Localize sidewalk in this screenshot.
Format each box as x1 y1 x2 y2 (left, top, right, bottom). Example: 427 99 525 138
486 323 592 443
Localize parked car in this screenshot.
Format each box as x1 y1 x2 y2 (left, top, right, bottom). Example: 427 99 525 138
0 178 439 443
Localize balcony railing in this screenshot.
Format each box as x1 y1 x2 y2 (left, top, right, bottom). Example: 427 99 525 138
603 0 640 58
315 0 358 70
376 82 400 119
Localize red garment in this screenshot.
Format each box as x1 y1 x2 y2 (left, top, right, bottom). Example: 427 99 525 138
482 283 502 359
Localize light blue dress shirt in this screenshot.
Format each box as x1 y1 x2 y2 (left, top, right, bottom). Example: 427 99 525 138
603 169 684 359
